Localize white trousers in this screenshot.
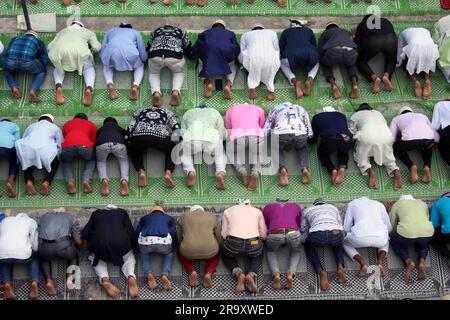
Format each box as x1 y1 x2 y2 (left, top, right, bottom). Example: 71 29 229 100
343 233 389 260
90 250 136 283
103 59 145 87
149 56 185 94
53 59 96 90
280 58 319 84
198 59 237 84
181 140 227 176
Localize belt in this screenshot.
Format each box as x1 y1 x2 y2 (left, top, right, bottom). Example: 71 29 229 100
227 236 260 242
41 236 72 244
270 228 298 234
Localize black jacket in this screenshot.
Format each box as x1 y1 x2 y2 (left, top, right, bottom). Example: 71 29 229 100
318 27 357 57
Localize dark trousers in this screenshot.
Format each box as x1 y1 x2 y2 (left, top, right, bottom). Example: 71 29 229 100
393 138 434 169
24 157 60 184
0 252 40 283
38 239 79 280
390 232 433 264
0 147 18 176
439 126 450 166
356 34 398 82
317 135 353 174
129 135 176 172
222 236 263 275
304 230 345 273
320 47 358 81
431 227 450 259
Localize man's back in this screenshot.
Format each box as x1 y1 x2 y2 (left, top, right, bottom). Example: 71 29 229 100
4 35 41 63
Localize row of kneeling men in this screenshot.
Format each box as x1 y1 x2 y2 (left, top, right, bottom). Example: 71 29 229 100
0 194 449 299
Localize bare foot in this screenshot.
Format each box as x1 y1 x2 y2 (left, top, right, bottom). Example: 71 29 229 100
302 168 311 184
67 181 77 194
203 273 213 288
63 0 72 5
107 83 119 100
417 259 427 281
405 260 415 282
422 79 431 99
279 167 288 187
198 0 207 5
241 172 249 187
170 90 180 106
235 273 246 293
26 180 37 195
245 273 258 293
337 266 346 284
147 273 158 289
163 0 172 5
101 179 109 196
152 92 162 107
215 173 226 190
161 275 173 290
247 174 258 191
12 87 22 99
82 179 93 193
393 170 402 190
128 276 140 298
332 84 342 99
277 0 286 6
368 169 378 189
382 75 394 91
357 264 368 278
204 81 213 98
230 0 238 4
414 80 422 98
29 91 41 103
285 272 294 289
164 170 175 189
331 169 338 186
40 181 50 196
185 0 194 4
410 165 419 184
186 171 196 188
66 274 75 292
378 264 386 277
303 79 312 97
130 85 139 101
29 281 39 300
138 170 148 187
55 85 64 105
189 271 200 287
6 181 16 197
319 270 331 291
101 278 122 298
120 179 129 197
4 283 17 300
46 279 58 296
224 80 232 100
266 91 276 101
334 167 345 186
294 79 303 98
372 77 381 94
82 87 93 106
249 88 258 99
422 166 431 184
349 84 359 99
272 273 281 290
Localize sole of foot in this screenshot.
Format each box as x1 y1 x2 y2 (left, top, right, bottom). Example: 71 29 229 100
245 274 258 293
319 270 331 291
422 166 431 184
128 277 140 298
357 264 368 278
186 172 196 188
382 76 394 91
372 77 381 94
40 182 50 196
224 84 232 100
164 172 175 189
26 181 37 195
247 174 258 191
4 283 17 300
349 85 359 99
302 169 311 184
138 171 148 187
303 80 311 96
417 261 427 281
332 85 342 99
414 80 422 98
405 261 415 282
279 168 288 187
235 273 246 293
368 170 378 189
272 274 281 290
249 89 258 99
203 273 212 288
130 85 139 101
294 80 303 99
285 274 294 289
147 273 158 289
67 181 77 194
6 182 16 197
152 93 162 107
82 180 93 193
422 79 431 99
120 180 129 196
331 169 338 186
102 279 123 298
266 91 276 101
29 91 41 103
337 268 346 284
189 271 200 287
46 280 58 296
108 85 119 100
161 275 173 290
29 281 38 300
12 88 22 99
204 82 213 98
378 264 386 277
410 165 419 183
101 179 109 196
215 174 226 190
241 172 249 187
55 86 65 105
393 171 403 190
170 91 180 106
334 168 345 186
82 89 93 106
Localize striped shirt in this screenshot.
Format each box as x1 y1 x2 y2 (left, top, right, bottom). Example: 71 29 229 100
301 203 343 234
4 35 49 65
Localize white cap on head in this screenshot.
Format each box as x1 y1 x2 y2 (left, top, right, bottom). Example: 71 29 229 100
399 194 415 201
322 106 336 112
39 114 54 123
213 19 226 28
398 106 413 115
190 205 205 212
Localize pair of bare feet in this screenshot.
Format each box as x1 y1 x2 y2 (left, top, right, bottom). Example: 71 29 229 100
409 165 432 184
318 266 346 291
203 80 233 100
101 276 140 298
230 0 255 4
107 83 140 101
185 0 207 5
278 167 311 187
412 78 431 99
5 176 16 197
61 0 81 6
101 0 126 3
101 179 129 196
188 271 213 288
235 272 258 293
138 169 175 188
271 272 295 289
4 281 38 300
152 90 181 107
354 252 386 278
404 258 427 282
55 85 93 106
331 168 346 186
26 180 50 196
249 88 276 101
292 77 313 99
11 88 41 103
66 179 92 194
147 273 173 290
330 78 358 99
241 172 258 191
150 0 172 4
367 168 402 190
371 74 394 94
186 171 225 190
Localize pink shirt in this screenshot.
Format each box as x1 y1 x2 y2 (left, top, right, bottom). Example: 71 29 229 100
225 104 266 141
390 112 440 142
221 204 267 240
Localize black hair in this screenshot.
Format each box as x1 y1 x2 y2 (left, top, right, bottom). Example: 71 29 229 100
1 119 11 122
212 23 225 29
252 26 264 31
38 116 52 122
103 117 118 125
356 103 373 112
401 110 412 115
325 23 339 30
120 23 133 29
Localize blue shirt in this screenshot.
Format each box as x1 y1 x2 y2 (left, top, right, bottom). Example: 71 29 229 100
0 120 20 149
431 197 450 234
309 111 353 144
136 211 177 240
4 35 49 66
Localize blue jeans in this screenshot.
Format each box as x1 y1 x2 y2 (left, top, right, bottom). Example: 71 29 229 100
3 58 46 93
390 232 434 264
222 236 263 275
304 230 345 272
61 146 96 182
0 147 18 176
139 244 174 276
0 252 40 283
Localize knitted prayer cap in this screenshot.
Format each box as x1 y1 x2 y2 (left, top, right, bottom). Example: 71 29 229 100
39 114 54 123
190 205 205 212
322 106 335 112
212 19 226 28
74 112 88 120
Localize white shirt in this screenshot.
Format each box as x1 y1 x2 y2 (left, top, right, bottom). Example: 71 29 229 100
344 197 392 239
0 213 38 260
431 100 450 131
263 102 313 137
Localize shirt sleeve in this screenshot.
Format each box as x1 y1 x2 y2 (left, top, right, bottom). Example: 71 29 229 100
225 108 232 129
135 31 148 62
89 31 102 53
343 203 354 233
431 102 441 131
125 109 140 141
308 116 319 144
380 203 393 233
13 124 21 141
220 210 229 239
262 206 270 229
168 111 181 141
258 211 268 240
70 218 82 241
390 117 400 140
430 201 441 229
396 31 406 67
259 107 266 129
263 106 275 134
89 122 97 144
389 203 399 232
30 219 39 252
55 127 64 152
279 31 286 54
303 109 314 138
38 40 50 66
81 213 95 240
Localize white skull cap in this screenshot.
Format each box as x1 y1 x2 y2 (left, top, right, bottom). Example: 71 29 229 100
398 106 413 115
213 19 226 28
190 205 205 212
322 106 336 112
399 194 415 201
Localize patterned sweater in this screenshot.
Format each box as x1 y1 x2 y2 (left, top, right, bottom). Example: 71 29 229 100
125 106 181 141
147 25 193 60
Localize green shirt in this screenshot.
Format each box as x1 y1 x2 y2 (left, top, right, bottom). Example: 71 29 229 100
390 199 434 239
433 16 450 68
181 107 226 143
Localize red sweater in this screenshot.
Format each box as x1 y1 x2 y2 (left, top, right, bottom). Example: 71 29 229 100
62 118 97 149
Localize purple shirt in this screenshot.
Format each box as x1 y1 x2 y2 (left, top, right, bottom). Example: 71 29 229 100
263 202 301 233
390 112 440 142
